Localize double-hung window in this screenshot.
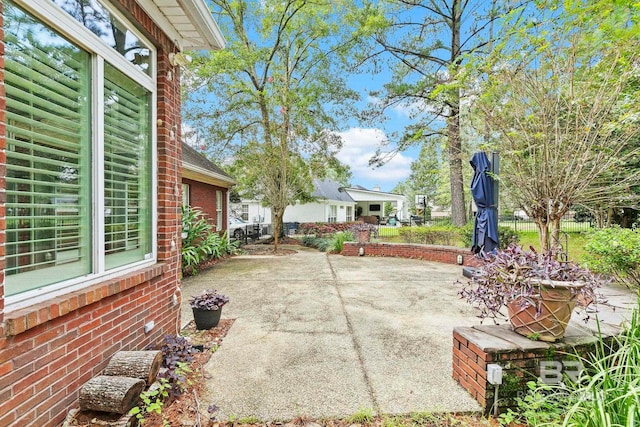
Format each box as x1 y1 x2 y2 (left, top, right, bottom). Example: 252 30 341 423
328 205 337 223
215 191 223 231
4 0 156 306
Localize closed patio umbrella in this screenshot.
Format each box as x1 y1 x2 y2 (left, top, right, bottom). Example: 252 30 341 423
470 152 499 255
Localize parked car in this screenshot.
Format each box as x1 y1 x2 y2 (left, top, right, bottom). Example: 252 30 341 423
228 217 259 239
513 210 529 220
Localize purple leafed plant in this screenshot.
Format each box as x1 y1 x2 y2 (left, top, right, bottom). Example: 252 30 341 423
189 289 229 311
458 244 600 322
349 222 378 233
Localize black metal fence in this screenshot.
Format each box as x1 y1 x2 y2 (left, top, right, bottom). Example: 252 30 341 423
426 216 593 233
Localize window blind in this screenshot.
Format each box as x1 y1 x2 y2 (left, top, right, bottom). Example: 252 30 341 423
104 63 152 269
4 3 92 295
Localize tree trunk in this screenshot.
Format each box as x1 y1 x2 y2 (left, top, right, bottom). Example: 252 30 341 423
272 207 284 252
103 351 162 385
550 217 562 252
535 219 550 251
448 0 466 227
448 101 466 227
79 376 146 414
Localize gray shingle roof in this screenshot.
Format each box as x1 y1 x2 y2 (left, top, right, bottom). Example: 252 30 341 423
182 142 233 180
312 179 354 202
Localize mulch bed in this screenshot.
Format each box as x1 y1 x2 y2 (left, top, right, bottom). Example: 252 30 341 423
140 319 235 427
240 236 301 256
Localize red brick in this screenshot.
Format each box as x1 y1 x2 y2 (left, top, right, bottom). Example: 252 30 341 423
33 324 65 347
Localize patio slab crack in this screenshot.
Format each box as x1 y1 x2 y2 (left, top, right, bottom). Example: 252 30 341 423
325 254 380 412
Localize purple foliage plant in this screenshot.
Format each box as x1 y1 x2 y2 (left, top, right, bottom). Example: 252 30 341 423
458 244 600 323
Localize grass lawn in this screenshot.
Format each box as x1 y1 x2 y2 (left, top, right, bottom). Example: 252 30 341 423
515 231 590 262
377 228 591 263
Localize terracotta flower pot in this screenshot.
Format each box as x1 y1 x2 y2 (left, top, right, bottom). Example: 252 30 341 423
357 230 371 243
507 280 584 342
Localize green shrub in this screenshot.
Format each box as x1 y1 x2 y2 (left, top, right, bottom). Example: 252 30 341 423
299 222 356 237
398 225 459 246
584 226 640 289
181 206 238 275
498 226 520 249
329 231 354 253
460 222 519 250
301 235 330 252
301 235 317 247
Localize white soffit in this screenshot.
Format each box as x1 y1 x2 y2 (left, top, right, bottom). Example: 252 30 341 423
138 0 226 51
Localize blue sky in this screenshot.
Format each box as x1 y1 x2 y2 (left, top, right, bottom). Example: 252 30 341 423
335 72 421 193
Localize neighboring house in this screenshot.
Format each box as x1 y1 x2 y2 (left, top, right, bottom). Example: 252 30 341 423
233 180 409 225
0 1 224 426
233 179 357 224
283 179 357 223
429 203 453 218
343 185 409 222
182 142 236 233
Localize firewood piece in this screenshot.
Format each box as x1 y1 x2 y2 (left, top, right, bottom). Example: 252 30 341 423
103 351 162 385
79 376 145 414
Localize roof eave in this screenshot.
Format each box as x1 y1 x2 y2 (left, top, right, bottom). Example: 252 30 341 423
138 0 226 51
183 162 236 186
180 0 226 50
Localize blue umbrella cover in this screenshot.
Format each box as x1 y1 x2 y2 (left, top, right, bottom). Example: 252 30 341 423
470 152 499 255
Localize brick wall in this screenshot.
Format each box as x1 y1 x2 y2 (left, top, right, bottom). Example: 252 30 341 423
452 324 618 414
342 242 481 267
0 2 185 426
184 178 228 233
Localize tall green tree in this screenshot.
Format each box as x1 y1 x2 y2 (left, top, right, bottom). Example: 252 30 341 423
183 0 358 249
476 0 640 249
394 139 441 214
353 0 519 226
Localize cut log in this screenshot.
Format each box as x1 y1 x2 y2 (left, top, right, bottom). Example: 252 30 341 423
79 376 145 414
62 408 137 427
103 350 162 385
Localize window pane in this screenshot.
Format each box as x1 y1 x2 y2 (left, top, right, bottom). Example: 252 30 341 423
216 191 223 231
328 205 337 223
182 184 190 207
104 63 152 269
4 1 92 295
52 0 152 74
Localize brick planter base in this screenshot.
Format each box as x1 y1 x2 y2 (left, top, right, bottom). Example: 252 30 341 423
452 322 621 414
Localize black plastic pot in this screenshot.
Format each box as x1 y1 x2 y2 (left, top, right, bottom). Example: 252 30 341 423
192 307 223 330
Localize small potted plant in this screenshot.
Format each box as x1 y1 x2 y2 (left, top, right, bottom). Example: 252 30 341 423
350 222 378 243
189 289 229 330
458 244 600 342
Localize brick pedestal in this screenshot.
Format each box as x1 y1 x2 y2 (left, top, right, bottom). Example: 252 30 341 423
452 321 621 414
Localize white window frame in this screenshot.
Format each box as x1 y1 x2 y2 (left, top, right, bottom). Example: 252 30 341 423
182 184 190 207
328 205 337 223
7 0 158 310
215 190 223 231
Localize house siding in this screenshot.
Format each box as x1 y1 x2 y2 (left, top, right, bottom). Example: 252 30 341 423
0 2 184 426
183 178 228 233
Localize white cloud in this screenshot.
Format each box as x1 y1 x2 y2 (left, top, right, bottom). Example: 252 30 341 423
336 128 413 189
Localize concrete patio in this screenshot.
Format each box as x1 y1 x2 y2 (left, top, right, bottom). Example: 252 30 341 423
180 246 636 421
